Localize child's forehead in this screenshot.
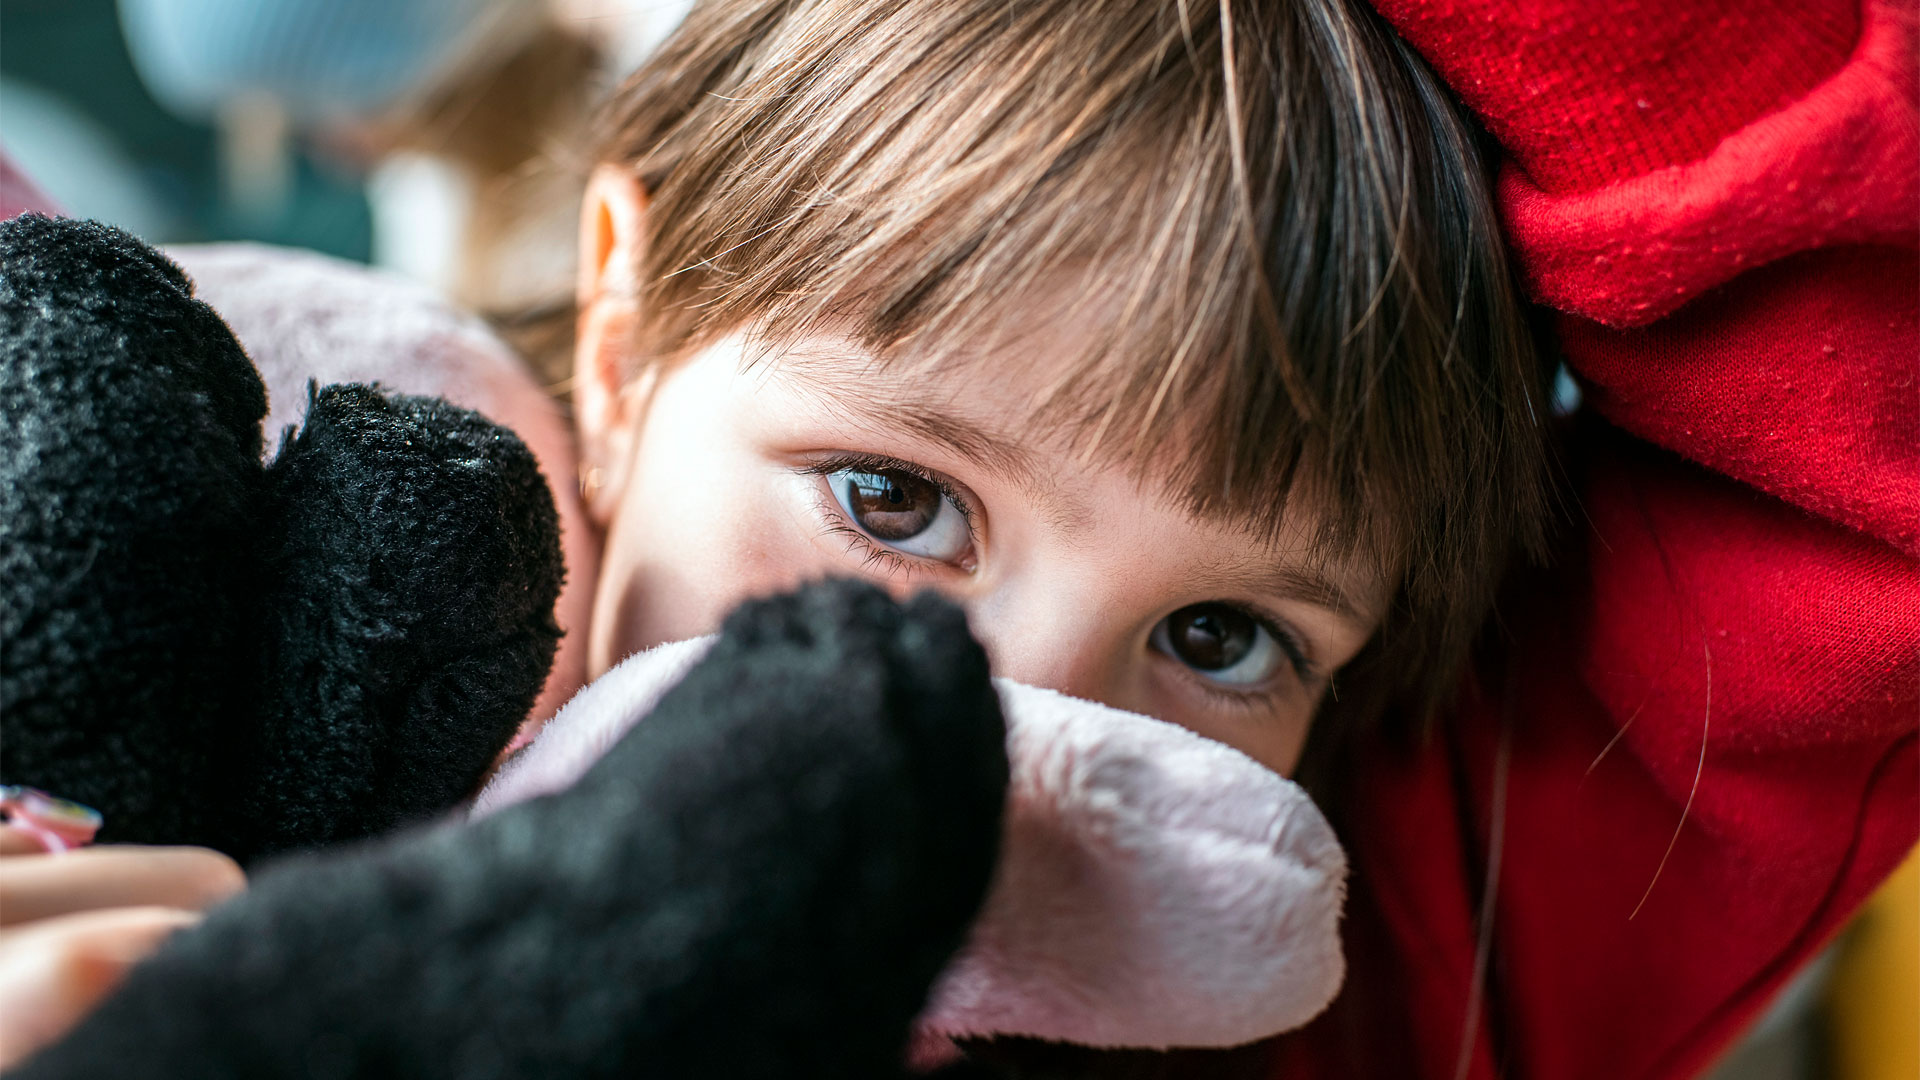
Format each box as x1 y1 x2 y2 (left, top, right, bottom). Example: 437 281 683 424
763 332 1107 484
764 291 1102 426
760 311 1174 477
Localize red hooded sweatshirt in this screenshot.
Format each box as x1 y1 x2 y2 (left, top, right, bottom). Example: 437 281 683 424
1273 1 1919 1076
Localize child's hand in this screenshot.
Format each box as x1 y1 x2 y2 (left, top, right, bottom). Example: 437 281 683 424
0 828 243 1068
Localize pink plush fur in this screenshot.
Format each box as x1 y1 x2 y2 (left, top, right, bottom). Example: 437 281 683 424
474 638 1348 1051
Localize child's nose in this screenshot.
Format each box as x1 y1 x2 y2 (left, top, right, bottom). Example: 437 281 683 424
959 588 1139 712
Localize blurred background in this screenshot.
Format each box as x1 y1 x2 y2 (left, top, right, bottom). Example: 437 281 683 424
0 3 1913 1078
1 0 692 373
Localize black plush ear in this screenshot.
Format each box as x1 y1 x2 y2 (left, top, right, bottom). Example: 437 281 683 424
240 384 563 859
0 214 268 852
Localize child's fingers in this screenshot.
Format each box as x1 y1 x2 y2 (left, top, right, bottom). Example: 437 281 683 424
0 827 50 857
0 905 198 1069
0 845 244 927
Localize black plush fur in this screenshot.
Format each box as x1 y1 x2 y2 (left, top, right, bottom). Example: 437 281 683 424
0 214 563 861
1 214 269 852
13 581 1010 1080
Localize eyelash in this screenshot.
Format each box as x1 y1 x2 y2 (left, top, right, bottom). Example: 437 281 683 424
1251 607 1318 682
796 452 980 579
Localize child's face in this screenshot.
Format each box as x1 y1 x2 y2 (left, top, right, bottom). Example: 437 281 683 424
574 175 1388 776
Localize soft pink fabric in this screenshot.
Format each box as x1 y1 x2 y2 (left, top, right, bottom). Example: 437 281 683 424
473 638 1351 1050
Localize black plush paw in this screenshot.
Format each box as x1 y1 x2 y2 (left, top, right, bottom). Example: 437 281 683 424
586 578 1011 1045
16 581 1008 1080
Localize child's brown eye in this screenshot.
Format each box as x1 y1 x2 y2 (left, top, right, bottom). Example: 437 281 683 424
1151 603 1286 687
842 469 940 540
827 466 971 562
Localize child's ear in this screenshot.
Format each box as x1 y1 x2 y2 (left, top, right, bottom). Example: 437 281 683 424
573 165 654 525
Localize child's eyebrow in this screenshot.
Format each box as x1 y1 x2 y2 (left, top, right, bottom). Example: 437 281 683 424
773 361 1048 490
1196 562 1375 625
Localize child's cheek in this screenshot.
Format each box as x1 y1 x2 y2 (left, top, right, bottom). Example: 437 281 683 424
587 407 822 673
590 493 788 674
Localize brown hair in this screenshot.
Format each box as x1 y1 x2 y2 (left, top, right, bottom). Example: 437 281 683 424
591 0 1554 734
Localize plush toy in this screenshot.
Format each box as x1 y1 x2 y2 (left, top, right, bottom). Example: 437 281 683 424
0 213 1011 1077
0 214 1351 1077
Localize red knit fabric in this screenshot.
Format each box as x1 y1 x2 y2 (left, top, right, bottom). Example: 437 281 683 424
1272 2 1919 1077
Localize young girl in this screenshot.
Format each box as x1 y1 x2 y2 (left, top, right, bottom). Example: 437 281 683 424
7 0 1913 1075
562 0 1916 1075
